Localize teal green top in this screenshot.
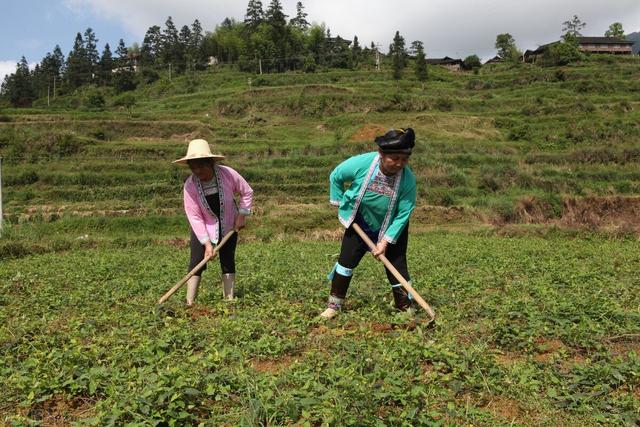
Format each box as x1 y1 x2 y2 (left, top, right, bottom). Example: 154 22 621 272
329 152 417 244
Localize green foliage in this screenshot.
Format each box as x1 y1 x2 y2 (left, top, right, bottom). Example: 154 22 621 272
0 233 638 424
604 22 625 38
545 40 583 66
462 55 482 71
83 87 106 110
495 33 521 61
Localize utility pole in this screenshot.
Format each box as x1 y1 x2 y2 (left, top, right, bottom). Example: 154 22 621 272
259 58 263 75
53 75 56 100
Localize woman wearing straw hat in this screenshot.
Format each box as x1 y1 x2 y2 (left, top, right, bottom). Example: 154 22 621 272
321 128 417 319
174 139 253 305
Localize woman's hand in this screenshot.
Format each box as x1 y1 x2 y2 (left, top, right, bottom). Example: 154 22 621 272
204 241 215 259
372 240 388 259
234 214 246 230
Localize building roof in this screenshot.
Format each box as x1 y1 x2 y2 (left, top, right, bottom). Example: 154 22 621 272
425 56 463 65
577 36 635 45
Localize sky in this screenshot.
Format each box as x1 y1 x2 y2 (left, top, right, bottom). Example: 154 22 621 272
1 0 640 82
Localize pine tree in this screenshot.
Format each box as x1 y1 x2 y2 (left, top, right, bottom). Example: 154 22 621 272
290 2 309 30
190 19 205 69
178 25 191 71
390 31 407 80
161 16 180 66
351 35 362 66
414 42 428 85
83 28 100 82
66 32 88 88
141 25 162 66
266 0 287 29
244 0 264 29
3 57 36 107
99 43 113 85
115 39 129 69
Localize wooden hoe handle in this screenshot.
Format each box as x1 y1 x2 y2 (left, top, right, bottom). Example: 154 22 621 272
351 223 436 320
157 229 237 305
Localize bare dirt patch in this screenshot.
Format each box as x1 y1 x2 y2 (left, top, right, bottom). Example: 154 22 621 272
350 124 387 142
605 335 640 359
163 238 189 249
188 305 217 320
560 196 640 232
251 355 295 373
483 396 522 421
18 395 95 425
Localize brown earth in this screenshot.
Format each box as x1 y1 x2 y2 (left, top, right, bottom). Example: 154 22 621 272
350 124 387 142
251 355 295 373
14 395 95 426
560 196 640 231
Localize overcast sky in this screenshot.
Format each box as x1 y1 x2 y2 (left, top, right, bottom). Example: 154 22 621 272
2 0 640 82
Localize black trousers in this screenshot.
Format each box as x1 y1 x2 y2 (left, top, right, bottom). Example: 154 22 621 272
331 223 412 310
188 192 238 276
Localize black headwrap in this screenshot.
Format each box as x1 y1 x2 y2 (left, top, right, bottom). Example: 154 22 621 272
375 128 415 154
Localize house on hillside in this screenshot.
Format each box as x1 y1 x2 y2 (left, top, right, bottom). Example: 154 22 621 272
484 55 503 65
425 56 464 71
524 37 635 63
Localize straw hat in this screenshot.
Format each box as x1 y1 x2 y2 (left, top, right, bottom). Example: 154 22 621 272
173 139 225 164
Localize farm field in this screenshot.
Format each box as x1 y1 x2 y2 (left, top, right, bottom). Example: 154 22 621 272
1 233 639 425
1 57 640 425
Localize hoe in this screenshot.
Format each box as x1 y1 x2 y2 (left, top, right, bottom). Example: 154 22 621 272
157 229 237 305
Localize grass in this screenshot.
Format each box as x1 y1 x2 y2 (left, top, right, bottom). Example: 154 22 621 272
0 233 638 425
1 56 639 424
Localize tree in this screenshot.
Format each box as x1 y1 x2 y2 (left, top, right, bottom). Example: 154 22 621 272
495 33 520 61
414 42 428 84
409 40 424 57
161 16 180 66
463 55 481 71
605 22 624 38
351 35 362 66
1 57 36 107
177 25 191 71
266 0 287 29
290 2 309 30
266 0 288 70
189 20 206 70
390 31 407 80
307 24 326 66
115 38 129 69
562 15 586 39
98 43 113 85
66 32 89 88
140 25 162 66
83 28 100 82
244 0 264 29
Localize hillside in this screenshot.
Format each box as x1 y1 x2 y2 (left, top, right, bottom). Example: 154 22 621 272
1 56 640 255
1 59 639 425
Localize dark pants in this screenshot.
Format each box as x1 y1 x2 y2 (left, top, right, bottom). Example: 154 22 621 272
189 229 237 275
188 192 238 276
331 221 412 310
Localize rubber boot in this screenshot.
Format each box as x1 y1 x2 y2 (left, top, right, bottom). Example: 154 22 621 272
320 295 344 319
392 285 413 311
222 273 235 300
186 275 201 306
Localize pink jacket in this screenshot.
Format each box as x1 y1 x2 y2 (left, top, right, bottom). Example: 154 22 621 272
183 165 253 244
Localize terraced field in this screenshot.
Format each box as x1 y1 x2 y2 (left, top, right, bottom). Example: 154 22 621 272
1 58 639 425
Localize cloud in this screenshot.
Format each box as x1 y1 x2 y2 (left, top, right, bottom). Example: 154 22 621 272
62 0 640 59
0 61 18 84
